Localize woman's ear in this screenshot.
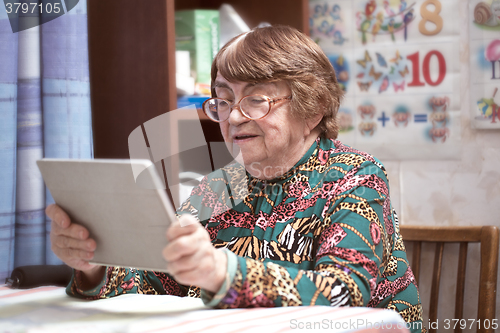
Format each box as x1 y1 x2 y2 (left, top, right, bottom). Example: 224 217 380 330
304 112 324 135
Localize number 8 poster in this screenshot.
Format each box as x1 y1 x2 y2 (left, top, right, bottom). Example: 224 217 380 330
310 0 461 160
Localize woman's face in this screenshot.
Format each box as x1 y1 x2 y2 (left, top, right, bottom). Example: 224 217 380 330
215 73 320 180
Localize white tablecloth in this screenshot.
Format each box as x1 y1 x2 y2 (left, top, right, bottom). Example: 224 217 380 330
0 285 409 333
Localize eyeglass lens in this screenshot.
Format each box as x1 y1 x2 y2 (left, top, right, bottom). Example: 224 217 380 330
204 95 270 122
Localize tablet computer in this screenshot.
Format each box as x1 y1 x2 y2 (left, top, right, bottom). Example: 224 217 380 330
37 158 177 272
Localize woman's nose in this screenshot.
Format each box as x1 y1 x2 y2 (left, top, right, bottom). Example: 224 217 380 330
227 104 250 125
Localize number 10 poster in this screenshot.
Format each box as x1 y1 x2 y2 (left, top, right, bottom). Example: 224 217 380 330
310 0 461 160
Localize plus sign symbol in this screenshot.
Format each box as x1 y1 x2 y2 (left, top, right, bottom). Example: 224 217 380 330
377 111 390 127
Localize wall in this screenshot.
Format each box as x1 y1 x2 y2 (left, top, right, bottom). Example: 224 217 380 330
381 0 500 328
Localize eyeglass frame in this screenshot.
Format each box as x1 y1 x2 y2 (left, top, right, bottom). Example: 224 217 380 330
202 94 292 123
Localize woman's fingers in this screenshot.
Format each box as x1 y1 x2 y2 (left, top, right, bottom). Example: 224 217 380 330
165 247 214 286
47 205 106 285
164 223 209 262
166 215 199 241
47 204 98 273
167 246 228 292
58 246 95 261
164 216 204 261
164 239 211 271
162 219 227 292
51 220 90 239
165 225 197 243
46 204 71 228
50 231 96 262
51 233 96 252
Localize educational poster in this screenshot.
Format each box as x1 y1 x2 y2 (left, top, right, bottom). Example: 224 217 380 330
309 0 461 160
469 0 500 129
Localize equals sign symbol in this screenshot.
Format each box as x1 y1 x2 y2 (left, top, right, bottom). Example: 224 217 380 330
414 114 427 123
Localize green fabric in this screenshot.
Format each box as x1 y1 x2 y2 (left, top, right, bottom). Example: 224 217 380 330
66 137 424 333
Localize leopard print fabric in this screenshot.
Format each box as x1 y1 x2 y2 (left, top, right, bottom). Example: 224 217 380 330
65 138 424 333
208 138 423 333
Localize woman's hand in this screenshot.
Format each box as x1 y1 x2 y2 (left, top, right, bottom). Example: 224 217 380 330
163 215 227 293
47 204 105 287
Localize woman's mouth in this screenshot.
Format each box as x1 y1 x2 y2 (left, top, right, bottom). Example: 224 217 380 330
233 134 258 142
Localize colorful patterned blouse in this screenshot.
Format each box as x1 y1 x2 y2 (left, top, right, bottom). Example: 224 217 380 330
67 137 424 333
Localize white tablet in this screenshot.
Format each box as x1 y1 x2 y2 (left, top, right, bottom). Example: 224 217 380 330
37 158 177 272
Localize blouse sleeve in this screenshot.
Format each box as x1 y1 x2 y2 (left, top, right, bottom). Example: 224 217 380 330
201 159 393 308
66 267 188 299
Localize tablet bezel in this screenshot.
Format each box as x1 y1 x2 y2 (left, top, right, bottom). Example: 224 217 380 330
37 158 177 272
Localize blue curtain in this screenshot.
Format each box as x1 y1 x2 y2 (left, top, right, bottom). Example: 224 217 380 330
0 0 92 282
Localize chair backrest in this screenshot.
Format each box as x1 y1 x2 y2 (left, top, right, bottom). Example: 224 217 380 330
400 225 499 333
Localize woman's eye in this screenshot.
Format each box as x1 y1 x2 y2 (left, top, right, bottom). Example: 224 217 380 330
251 98 266 104
218 100 233 108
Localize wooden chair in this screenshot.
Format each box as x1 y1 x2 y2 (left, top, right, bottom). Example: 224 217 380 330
400 225 499 333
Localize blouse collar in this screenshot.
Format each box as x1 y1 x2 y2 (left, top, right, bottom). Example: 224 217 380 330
246 136 321 185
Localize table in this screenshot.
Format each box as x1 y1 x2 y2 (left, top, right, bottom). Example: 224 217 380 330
0 285 409 333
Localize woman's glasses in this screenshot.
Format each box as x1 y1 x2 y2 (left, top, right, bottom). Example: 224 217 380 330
202 94 292 122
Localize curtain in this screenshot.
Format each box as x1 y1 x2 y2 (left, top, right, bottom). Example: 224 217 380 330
0 0 92 282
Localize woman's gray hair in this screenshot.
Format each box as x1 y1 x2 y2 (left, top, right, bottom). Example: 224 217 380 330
211 25 344 139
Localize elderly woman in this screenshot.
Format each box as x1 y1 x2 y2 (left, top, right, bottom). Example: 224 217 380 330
47 26 423 332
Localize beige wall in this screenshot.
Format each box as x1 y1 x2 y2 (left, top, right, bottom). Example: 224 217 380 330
381 1 500 329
